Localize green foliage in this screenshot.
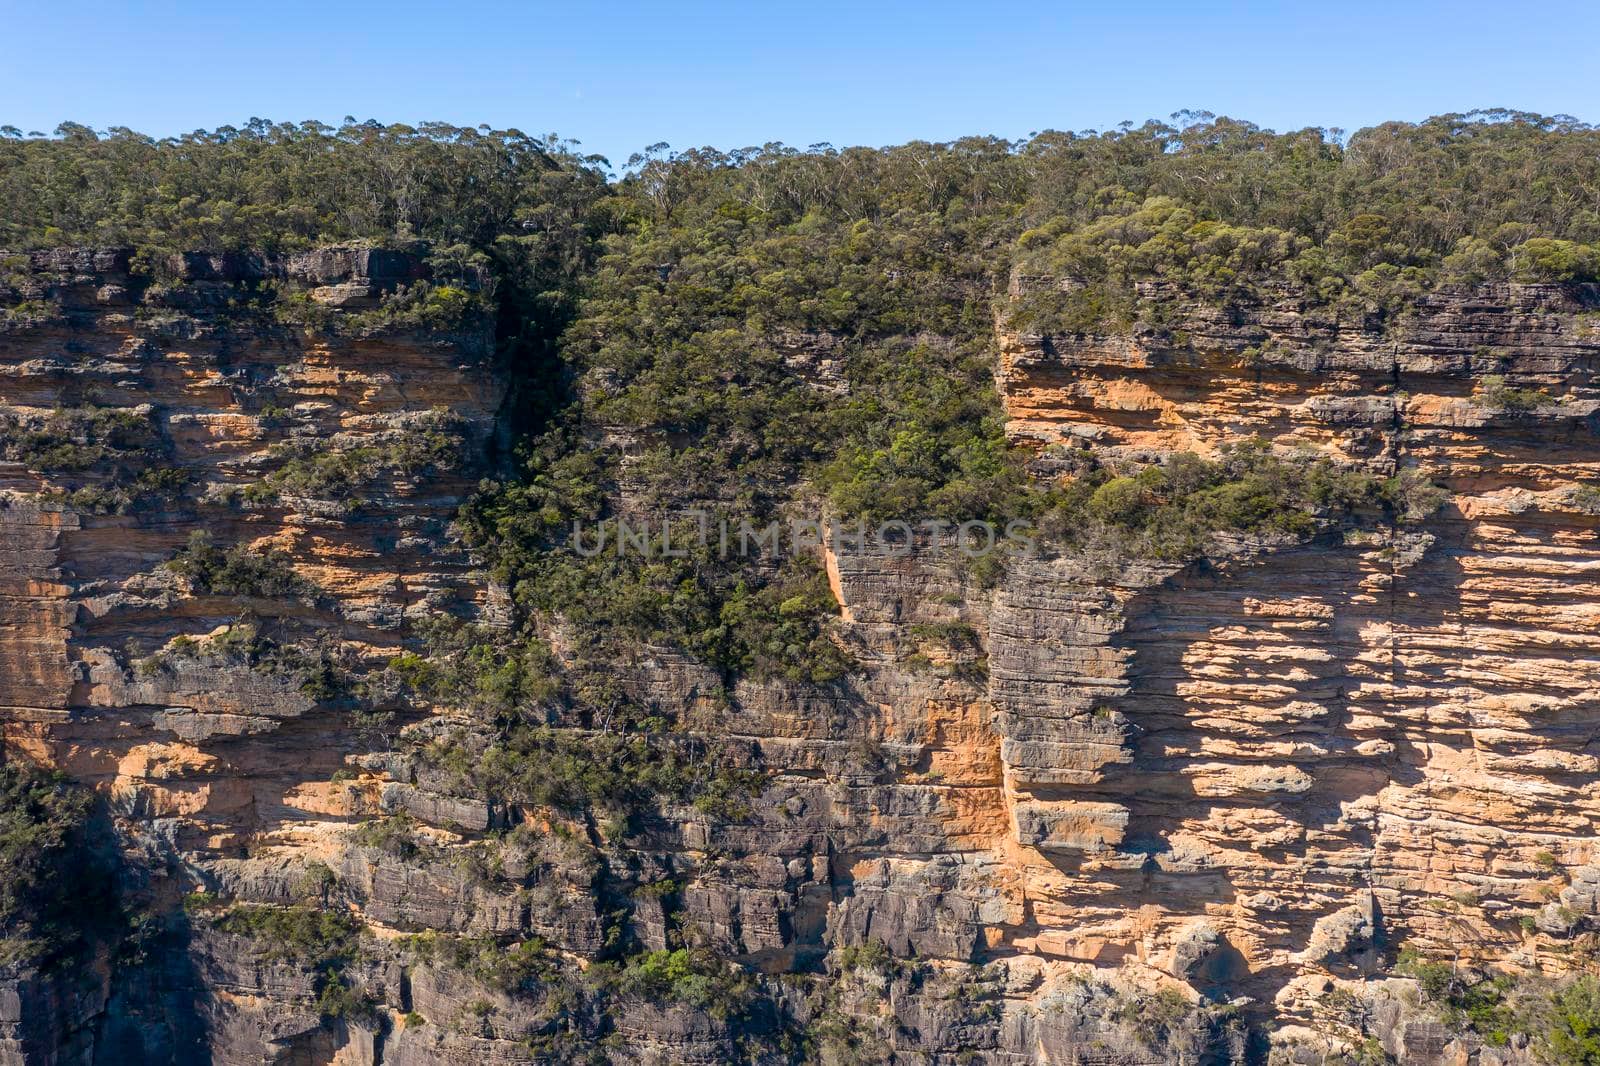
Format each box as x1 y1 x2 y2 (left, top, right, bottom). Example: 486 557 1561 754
1545 976 1600 1064
269 273 490 335
0 760 116 965
426 934 558 995
382 618 561 716
211 903 370 1020
0 120 609 259
460 726 762 825
138 620 350 705
242 446 381 505
1011 198 1305 331
1387 951 1600 1062
907 621 988 680
1512 238 1600 283
1476 374 1554 414
1396 948 1518 1045
834 939 896 975
163 531 317 600
711 567 853 684
348 281 484 332
348 814 421 857
1004 111 1600 330
1107 985 1241 1061
238 410 467 506
1037 441 1438 564
609 947 753 1019
210 902 362 961
294 862 337 901
43 466 190 515
0 406 164 474
816 340 1032 523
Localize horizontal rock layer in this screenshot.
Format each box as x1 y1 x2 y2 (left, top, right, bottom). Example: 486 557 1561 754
4 255 1599 1064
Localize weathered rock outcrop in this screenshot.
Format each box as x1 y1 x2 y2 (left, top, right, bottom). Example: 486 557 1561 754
984 278 1600 1056
5 254 1600 1064
0 246 508 1063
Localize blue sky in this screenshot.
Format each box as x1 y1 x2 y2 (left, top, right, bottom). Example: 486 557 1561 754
5 1 1599 170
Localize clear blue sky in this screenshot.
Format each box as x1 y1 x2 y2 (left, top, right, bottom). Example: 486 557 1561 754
5 1 1599 170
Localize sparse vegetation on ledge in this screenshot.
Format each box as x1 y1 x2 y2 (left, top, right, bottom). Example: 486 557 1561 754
231 409 468 507
162 530 318 601
1036 440 1447 564
208 903 371 1020
0 405 164 474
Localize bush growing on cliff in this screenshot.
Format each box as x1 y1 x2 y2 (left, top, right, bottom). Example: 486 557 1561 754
404 933 565 998
0 405 164 474
1396 949 1520 1045
0 760 117 965
461 726 762 827
211 902 362 962
458 142 1031 708
1572 485 1600 515
1475 374 1555 414
1035 441 1436 563
163 531 317 600
210 903 372 1020
348 281 484 332
387 618 562 716
239 411 467 507
606 947 754 1020
1387 953 1600 1064
1543 976 1600 1064
137 620 352 705
43 466 191 515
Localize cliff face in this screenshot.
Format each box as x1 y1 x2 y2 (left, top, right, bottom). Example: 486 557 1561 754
985 279 1600 1050
0 247 507 1063
4 250 1600 1064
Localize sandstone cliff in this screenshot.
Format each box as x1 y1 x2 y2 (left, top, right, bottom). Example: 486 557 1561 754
4 251 1600 1064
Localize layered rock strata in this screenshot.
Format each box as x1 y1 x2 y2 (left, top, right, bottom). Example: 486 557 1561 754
4 253 1600 1063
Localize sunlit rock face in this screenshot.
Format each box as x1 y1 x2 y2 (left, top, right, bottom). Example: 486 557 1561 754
985 278 1600 1051
0 247 508 1064
4 249 1600 1064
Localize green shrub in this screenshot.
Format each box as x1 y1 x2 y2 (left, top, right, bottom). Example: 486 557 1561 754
1396 948 1518 1044
210 903 370 1021
463 726 761 825
1545 976 1600 1064
210 902 362 962
138 621 348 704
348 814 421 858
1037 441 1430 563
163 531 317 600
44 466 190 514
1476 374 1553 414
347 282 485 333
240 412 466 504
1512 238 1600 283
611 948 753 1019
0 406 163 473
834 939 895 975
0 760 117 964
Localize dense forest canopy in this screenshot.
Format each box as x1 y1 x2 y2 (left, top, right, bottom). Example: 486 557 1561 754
4 109 1600 267
3 110 1591 696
